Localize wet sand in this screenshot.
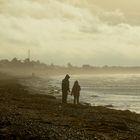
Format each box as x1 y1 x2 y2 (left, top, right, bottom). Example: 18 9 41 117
0 74 140 140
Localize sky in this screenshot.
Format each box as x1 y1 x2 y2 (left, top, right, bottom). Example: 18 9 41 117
0 0 140 66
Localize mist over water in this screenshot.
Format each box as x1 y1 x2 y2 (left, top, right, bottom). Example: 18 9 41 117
50 74 140 113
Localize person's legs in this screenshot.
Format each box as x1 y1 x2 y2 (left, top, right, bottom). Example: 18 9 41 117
77 96 79 104
74 96 76 104
62 92 65 103
63 91 68 103
62 91 67 103
65 92 68 103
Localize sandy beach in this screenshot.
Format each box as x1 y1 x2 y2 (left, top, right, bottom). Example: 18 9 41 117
0 74 140 140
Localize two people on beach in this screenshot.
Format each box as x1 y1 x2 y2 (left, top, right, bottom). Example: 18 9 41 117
62 74 81 104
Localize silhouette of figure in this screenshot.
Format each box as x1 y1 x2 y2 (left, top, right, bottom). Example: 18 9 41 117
71 80 81 104
62 74 70 104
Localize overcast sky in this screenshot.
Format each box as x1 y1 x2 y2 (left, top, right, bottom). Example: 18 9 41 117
0 0 140 66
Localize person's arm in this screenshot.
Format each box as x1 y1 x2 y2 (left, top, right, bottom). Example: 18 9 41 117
79 85 81 91
67 81 70 92
61 80 64 91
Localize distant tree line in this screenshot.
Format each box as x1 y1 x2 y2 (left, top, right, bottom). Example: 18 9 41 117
1 58 140 74
0 58 46 68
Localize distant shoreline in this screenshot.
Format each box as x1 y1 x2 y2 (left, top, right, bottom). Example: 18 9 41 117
2 63 140 78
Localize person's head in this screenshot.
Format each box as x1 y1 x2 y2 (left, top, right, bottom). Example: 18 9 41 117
74 80 79 85
65 74 70 80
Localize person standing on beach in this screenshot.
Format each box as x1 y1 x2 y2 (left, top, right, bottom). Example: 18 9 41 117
62 74 70 104
71 80 81 104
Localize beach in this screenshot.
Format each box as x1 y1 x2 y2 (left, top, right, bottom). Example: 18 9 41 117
0 74 140 140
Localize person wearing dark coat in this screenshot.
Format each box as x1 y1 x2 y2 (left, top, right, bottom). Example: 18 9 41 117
71 80 81 104
62 74 70 104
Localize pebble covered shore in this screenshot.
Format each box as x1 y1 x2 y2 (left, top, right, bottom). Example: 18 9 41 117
0 75 140 140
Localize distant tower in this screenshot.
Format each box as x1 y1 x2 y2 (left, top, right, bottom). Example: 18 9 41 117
28 49 30 61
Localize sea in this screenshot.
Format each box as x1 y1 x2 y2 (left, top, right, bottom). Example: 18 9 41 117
50 74 140 114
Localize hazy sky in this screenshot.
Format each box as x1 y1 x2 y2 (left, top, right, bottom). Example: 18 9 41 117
0 0 140 66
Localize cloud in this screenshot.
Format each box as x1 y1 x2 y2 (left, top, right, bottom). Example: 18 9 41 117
0 0 140 65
